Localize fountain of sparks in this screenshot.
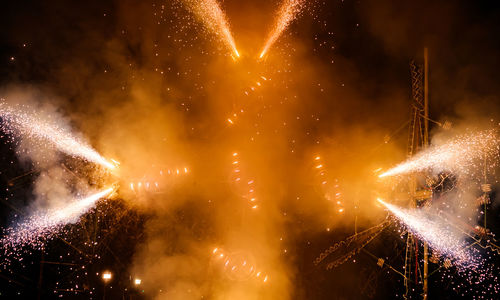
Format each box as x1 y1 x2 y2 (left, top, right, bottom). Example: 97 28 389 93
259 0 307 58
379 130 499 178
377 199 482 270
211 248 269 283
182 0 240 58
0 102 115 169
1 187 114 251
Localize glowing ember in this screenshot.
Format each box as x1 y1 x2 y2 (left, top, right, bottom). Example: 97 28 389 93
0 102 115 169
102 271 112 281
260 0 307 58
182 0 239 57
379 130 499 178
1 188 114 250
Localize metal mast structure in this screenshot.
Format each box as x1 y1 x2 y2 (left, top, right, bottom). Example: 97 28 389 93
404 48 430 299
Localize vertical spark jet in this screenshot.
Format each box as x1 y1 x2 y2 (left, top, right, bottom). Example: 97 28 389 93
183 0 240 58
259 0 306 58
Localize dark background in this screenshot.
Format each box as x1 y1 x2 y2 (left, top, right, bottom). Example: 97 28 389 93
1 0 500 299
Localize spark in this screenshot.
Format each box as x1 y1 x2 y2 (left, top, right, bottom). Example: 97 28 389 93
0 102 115 169
259 0 307 58
182 0 239 57
377 198 482 270
379 130 499 178
1 188 113 250
211 248 268 283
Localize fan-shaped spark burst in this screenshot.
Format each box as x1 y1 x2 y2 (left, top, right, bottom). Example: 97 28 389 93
1 188 114 250
183 0 239 58
377 199 481 270
0 102 115 169
259 0 306 58
379 130 499 178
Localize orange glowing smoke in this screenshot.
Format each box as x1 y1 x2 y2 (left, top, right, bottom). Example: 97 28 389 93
183 0 240 58
260 0 306 58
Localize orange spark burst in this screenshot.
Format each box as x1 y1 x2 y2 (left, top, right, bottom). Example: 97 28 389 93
260 0 306 58
183 0 239 58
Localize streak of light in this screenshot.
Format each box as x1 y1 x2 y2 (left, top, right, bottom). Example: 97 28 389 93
2 188 114 250
259 0 306 58
379 130 498 178
0 102 114 169
183 0 239 57
377 198 482 270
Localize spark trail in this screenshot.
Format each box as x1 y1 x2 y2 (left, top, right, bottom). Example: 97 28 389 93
1 188 113 250
182 0 239 58
260 0 307 58
0 102 115 169
377 199 481 270
379 130 499 178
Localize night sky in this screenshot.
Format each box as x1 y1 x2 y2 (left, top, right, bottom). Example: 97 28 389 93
1 1 500 299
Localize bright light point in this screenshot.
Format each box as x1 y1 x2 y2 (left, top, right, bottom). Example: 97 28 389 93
227 118 233 124
134 278 141 285
213 248 218 254
338 208 344 213
252 205 258 209
102 271 112 281
264 275 268 282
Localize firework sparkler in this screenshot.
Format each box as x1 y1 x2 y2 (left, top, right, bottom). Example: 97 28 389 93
1 188 114 250
259 0 307 58
377 198 481 270
379 130 499 178
0 102 115 169
182 0 240 58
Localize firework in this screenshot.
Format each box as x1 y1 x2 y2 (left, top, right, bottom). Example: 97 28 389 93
0 102 115 169
231 152 258 209
377 199 481 270
182 0 239 58
129 166 189 193
211 247 268 283
259 0 306 58
379 130 499 178
1 188 114 250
